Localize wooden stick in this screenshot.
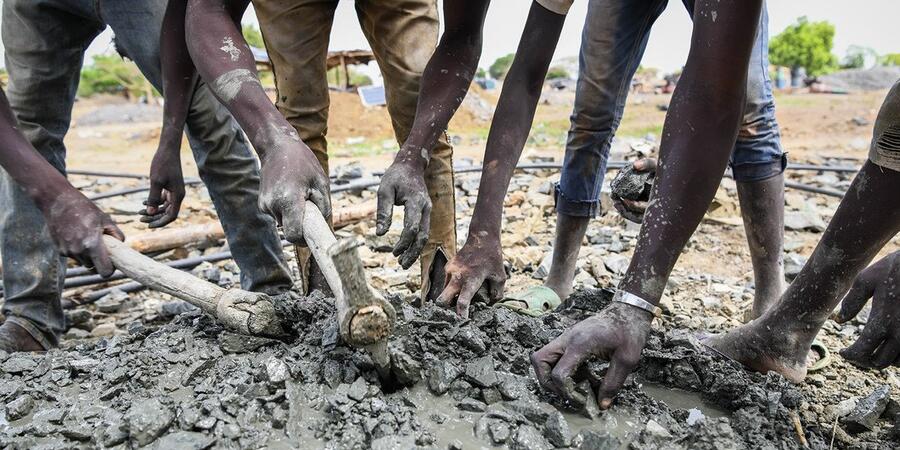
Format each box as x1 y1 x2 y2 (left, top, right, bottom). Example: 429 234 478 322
101 235 284 338
123 201 377 254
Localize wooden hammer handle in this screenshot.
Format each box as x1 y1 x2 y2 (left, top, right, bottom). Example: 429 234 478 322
102 235 222 316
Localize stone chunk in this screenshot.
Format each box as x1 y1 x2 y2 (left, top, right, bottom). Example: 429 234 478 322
5 394 34 421
511 424 552 450
544 411 572 447
125 398 175 446
842 384 891 433
465 355 498 388
265 357 290 385
578 429 621 450
426 360 461 395
149 431 215 450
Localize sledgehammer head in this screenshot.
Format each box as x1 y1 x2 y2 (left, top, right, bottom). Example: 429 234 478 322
216 289 287 338
329 238 397 347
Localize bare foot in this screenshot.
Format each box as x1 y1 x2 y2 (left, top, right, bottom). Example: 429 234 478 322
705 319 812 383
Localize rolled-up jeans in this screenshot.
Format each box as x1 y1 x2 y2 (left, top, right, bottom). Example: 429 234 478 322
555 0 785 217
0 0 293 345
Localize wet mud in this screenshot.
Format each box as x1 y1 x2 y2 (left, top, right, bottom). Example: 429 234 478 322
0 289 827 449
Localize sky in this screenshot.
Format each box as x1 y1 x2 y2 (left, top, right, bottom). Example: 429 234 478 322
4 0 900 76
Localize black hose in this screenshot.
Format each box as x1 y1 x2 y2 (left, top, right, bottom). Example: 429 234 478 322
69 170 148 179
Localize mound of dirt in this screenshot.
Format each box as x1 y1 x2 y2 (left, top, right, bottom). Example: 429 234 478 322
0 288 826 449
817 67 900 92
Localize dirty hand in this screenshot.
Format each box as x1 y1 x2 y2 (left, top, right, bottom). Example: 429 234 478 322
435 233 506 319
612 158 657 223
376 160 431 269
141 147 185 228
44 189 125 277
835 251 900 369
258 145 331 245
531 302 652 409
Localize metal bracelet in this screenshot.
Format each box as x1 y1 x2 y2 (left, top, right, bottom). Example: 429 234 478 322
612 289 662 318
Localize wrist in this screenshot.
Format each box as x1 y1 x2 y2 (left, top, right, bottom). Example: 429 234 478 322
394 146 429 172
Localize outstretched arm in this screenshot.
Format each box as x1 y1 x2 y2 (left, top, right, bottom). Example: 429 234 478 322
436 2 566 316
141 0 196 228
377 0 491 269
158 0 330 244
532 0 764 408
0 90 124 275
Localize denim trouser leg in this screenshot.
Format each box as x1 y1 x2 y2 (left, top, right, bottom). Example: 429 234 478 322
102 0 294 295
0 0 104 342
557 0 785 218
556 0 668 217
681 0 785 182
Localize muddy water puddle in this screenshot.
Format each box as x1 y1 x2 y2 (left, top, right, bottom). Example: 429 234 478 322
408 380 729 449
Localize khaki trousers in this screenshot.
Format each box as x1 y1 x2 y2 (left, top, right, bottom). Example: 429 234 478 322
254 0 457 297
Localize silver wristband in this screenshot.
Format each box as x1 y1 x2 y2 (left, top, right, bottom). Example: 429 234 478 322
612 289 662 318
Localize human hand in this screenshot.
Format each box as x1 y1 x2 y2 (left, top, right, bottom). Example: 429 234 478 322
611 158 656 223
141 145 185 228
835 251 900 369
376 160 431 269
258 144 331 245
435 232 506 318
44 189 125 277
531 302 652 409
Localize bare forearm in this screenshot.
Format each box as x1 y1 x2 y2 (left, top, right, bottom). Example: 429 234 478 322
158 0 196 156
468 2 565 236
0 90 75 210
398 0 490 170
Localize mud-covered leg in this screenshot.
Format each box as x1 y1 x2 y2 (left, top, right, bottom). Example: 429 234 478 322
544 213 590 300
737 174 785 318
708 162 900 381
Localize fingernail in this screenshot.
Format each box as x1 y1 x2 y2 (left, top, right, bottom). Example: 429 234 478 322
600 398 612 409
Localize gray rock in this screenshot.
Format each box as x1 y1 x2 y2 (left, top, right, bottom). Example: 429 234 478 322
390 349 422 386
457 398 487 413
488 420 511 444
842 384 891 433
645 419 672 438
217 332 277 353
496 372 531 400
149 431 215 450
125 398 175 446
96 289 128 313
426 360 461 395
784 253 808 280
158 301 198 319
784 211 826 232
66 308 93 327
5 394 33 421
544 411 572 447
481 387 503 405
2 355 37 374
69 358 101 373
511 424 552 450
454 328 487 354
265 357 290 385
611 163 653 201
503 399 556 423
465 355 498 388
533 250 554 280
347 377 368 402
578 429 621 450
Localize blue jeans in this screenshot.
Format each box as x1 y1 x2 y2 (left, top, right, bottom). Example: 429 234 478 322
0 0 293 344
556 0 785 217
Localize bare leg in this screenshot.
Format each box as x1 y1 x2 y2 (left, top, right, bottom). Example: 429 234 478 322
617 0 764 304
708 162 900 381
544 213 590 299
737 173 785 318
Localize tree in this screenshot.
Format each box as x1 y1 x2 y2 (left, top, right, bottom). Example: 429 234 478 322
489 53 515 80
841 45 877 70
769 17 838 76
79 54 157 100
242 24 265 48
476 67 487 79
545 66 569 80
879 53 900 66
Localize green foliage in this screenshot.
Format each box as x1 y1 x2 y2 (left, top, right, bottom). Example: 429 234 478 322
545 66 570 80
841 45 877 69
78 54 157 99
489 53 515 80
326 66 372 87
879 53 900 66
242 24 265 48
476 67 487 78
769 17 838 76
